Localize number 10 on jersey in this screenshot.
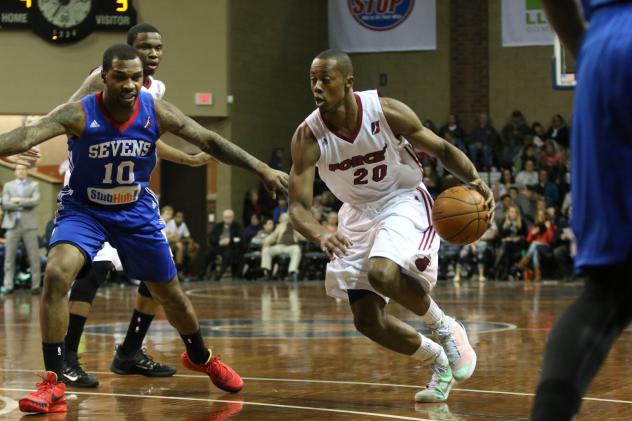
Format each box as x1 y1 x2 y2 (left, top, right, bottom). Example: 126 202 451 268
102 161 135 184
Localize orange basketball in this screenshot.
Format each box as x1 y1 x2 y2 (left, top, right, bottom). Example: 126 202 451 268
431 186 489 245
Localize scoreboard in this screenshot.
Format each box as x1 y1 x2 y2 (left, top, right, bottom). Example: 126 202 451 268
0 0 137 44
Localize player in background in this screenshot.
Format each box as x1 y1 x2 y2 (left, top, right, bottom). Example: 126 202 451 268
289 50 494 402
0 44 287 414
533 1 632 420
61 23 216 388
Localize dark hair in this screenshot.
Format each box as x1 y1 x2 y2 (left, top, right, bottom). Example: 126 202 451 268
102 44 139 71
127 23 161 45
315 49 354 77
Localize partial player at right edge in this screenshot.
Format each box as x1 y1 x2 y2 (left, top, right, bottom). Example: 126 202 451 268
288 50 494 403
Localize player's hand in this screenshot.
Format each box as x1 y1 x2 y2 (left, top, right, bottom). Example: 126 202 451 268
2 146 41 168
259 167 289 199
319 232 353 259
469 178 495 225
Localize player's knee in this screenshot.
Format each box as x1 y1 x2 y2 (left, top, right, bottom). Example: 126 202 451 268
367 265 397 295
43 265 72 300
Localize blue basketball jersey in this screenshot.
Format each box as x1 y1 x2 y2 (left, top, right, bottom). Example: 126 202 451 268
581 0 632 19
571 3 632 268
60 90 162 231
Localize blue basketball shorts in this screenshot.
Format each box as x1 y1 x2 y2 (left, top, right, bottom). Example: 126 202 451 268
50 208 177 282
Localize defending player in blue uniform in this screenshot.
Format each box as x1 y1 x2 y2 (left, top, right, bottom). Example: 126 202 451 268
533 1 632 420
0 44 288 414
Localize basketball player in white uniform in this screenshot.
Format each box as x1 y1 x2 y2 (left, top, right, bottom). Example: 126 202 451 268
289 50 494 402
60 24 214 388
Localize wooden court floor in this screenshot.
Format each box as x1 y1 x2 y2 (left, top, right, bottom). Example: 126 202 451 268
1 279 631 420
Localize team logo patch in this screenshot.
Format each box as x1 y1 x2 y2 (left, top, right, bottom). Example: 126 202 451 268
348 0 415 31
144 116 152 129
414 255 430 272
371 121 380 134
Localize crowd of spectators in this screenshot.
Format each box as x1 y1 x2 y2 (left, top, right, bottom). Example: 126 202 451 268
425 110 576 282
187 112 577 283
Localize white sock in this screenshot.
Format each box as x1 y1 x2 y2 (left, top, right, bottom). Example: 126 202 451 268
421 297 447 331
411 333 447 366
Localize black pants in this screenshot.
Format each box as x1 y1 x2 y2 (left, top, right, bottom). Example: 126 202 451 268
532 262 632 420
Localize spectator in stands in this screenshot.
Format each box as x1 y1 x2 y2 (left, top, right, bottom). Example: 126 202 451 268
552 206 576 281
164 211 199 274
439 113 465 143
272 197 288 223
515 185 538 228
161 205 175 236
243 213 262 247
249 217 275 249
535 169 560 206
501 110 531 166
242 188 262 227
423 119 438 134
444 130 467 155
2 164 41 294
453 221 498 283
539 138 563 179
515 159 539 188
546 114 570 149
467 113 499 170
494 193 514 228
205 209 243 281
495 168 515 199
514 144 539 174
531 122 547 148
322 211 338 234
519 209 556 282
422 163 441 198
493 205 527 280
261 213 304 281
269 147 284 171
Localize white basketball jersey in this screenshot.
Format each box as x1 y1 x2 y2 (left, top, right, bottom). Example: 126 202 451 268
305 90 424 206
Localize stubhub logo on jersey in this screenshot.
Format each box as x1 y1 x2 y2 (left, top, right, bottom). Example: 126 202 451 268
87 185 141 206
348 0 415 31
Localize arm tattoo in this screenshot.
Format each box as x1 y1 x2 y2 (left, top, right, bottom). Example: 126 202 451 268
159 100 265 174
0 103 79 156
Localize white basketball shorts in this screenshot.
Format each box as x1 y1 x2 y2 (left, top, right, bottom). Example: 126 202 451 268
325 186 439 302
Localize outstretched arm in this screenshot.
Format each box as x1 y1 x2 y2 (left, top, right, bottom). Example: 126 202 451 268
0 102 84 156
541 0 585 58
288 123 351 258
381 96 494 214
155 99 288 195
156 140 215 167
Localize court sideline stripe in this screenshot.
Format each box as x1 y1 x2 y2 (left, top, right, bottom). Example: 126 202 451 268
0 387 431 421
0 368 630 405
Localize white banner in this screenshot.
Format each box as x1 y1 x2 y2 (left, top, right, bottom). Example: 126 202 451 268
502 0 554 47
328 0 436 53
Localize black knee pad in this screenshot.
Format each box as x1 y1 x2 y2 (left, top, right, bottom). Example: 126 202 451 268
137 281 153 298
69 261 112 303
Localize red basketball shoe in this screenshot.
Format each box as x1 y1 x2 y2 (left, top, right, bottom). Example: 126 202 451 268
19 372 67 413
181 351 244 393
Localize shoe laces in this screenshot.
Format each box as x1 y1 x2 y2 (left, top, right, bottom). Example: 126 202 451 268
425 363 448 390
34 374 57 396
67 356 88 377
138 348 160 369
436 325 461 362
210 355 231 378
